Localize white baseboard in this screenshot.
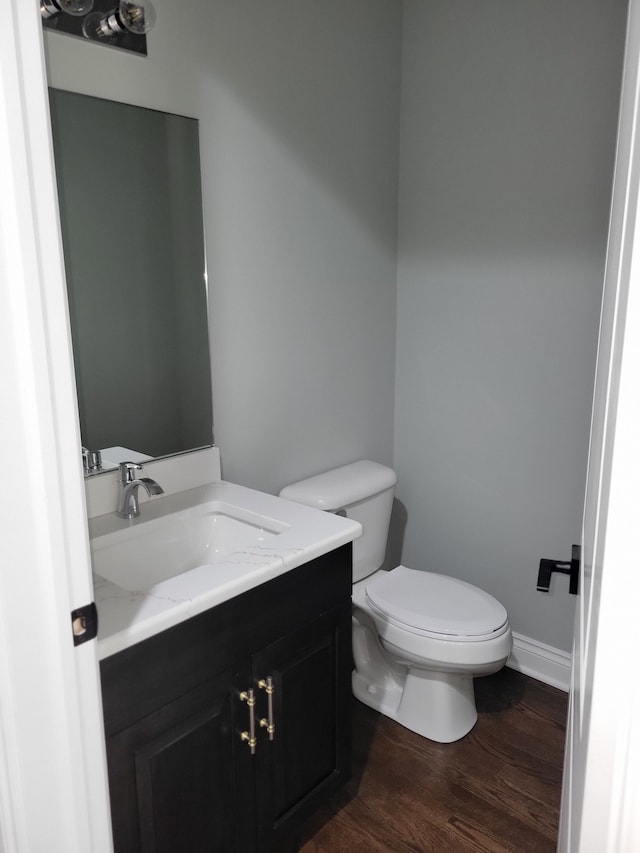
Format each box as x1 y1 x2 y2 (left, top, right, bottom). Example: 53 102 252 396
506 632 572 692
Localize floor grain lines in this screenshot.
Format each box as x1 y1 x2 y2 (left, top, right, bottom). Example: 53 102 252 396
297 668 567 853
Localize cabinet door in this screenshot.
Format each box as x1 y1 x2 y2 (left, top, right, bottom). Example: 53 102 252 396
252 605 352 851
106 665 256 853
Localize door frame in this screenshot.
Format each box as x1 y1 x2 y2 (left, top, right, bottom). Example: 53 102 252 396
558 0 640 848
3 1 640 851
0 1 111 850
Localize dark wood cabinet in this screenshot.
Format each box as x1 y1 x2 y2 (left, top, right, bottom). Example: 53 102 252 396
253 608 352 849
100 545 352 853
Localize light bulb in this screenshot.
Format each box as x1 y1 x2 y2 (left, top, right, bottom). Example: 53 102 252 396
118 1 156 35
40 0 94 18
83 0 155 40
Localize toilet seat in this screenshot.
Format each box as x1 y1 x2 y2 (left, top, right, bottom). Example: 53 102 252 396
365 565 509 643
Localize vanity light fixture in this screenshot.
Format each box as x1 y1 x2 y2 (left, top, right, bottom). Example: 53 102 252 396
40 0 94 18
41 0 154 56
82 0 156 41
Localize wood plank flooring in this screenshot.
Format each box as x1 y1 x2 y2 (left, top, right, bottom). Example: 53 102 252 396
297 668 567 853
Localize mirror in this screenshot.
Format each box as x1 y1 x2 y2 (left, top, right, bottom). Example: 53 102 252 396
48 89 213 472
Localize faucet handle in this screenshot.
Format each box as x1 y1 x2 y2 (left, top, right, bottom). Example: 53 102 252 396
118 461 142 484
82 447 103 474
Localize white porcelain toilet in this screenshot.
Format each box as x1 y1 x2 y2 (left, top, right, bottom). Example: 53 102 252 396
280 460 512 743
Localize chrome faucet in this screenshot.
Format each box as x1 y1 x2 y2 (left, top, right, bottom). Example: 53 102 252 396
116 462 164 519
82 447 102 474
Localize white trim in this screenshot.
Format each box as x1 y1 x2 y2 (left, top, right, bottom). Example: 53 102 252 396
558 0 640 846
506 632 572 692
0 2 112 850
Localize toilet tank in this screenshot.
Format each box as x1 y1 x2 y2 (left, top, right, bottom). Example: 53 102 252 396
279 460 397 583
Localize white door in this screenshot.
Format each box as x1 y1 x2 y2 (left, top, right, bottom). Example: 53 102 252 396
0 2 112 851
558 0 640 849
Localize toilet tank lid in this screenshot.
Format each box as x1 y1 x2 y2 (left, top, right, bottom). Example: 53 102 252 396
279 460 397 511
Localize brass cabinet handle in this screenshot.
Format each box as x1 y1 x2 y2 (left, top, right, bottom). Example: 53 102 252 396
258 677 275 741
240 688 257 754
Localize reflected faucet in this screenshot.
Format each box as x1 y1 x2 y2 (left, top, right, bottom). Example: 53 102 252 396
116 462 164 519
82 446 102 474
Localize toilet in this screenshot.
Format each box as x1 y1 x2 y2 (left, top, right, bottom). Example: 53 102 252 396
280 460 512 743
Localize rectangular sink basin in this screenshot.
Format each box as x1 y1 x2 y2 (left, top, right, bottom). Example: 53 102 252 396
91 500 289 591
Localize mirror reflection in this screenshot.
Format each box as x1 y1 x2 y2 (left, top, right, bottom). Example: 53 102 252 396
49 89 213 472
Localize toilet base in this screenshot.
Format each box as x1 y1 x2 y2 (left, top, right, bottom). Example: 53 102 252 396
352 609 481 743
353 666 478 743
397 668 477 742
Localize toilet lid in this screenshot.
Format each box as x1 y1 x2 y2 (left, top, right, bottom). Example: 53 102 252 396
365 565 508 639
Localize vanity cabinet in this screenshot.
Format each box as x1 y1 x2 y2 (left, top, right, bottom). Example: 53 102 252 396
100 545 352 853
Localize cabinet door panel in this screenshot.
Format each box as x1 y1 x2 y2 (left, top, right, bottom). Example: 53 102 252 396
135 701 231 853
253 605 352 850
276 632 336 804
107 668 255 853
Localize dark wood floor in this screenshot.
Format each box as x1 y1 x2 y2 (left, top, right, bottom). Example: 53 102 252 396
298 668 567 853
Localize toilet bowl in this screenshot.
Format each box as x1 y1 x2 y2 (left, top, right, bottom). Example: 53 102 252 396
352 567 512 742
280 460 513 743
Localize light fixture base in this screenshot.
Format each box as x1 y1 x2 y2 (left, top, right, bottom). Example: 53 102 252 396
42 0 148 56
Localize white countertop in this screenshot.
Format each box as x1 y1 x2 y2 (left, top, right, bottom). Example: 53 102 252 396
91 481 361 659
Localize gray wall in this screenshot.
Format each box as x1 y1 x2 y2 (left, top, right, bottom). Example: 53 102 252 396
394 0 627 651
46 0 629 654
45 0 401 494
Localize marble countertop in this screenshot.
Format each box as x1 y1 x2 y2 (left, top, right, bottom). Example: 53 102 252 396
91 481 361 659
